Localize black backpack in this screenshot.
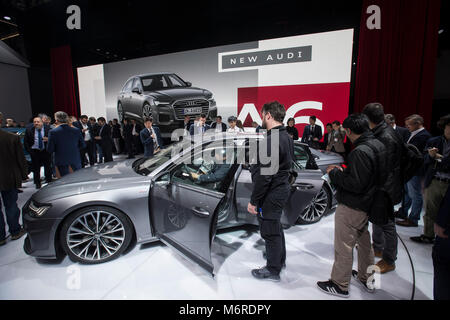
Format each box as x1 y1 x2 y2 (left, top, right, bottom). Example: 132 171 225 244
401 143 424 183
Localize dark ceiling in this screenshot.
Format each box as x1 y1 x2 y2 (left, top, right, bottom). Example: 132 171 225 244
1 0 367 68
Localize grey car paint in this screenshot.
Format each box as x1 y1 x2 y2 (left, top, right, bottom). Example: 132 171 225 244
23 134 332 275
117 73 217 137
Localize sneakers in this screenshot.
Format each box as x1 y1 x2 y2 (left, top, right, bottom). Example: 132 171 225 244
251 267 281 282
352 270 375 293
11 228 26 241
396 219 418 227
375 259 396 274
410 235 434 244
317 280 349 298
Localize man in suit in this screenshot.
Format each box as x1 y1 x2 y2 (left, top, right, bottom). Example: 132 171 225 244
301 116 323 149
397 114 432 227
95 117 114 163
47 111 85 177
327 121 346 158
385 114 411 143
89 117 101 163
410 114 450 244
183 115 193 136
75 115 96 167
24 116 52 189
0 129 28 245
122 118 134 159
190 113 210 136
322 123 333 150
140 117 163 158
211 116 227 133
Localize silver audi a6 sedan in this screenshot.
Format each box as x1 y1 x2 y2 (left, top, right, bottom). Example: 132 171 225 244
23 133 334 275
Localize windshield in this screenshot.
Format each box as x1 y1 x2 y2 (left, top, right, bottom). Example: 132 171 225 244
133 142 185 175
141 74 186 91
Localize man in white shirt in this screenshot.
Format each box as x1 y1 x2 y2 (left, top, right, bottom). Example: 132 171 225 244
227 116 243 133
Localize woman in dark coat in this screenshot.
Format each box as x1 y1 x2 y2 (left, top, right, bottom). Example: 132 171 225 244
286 118 299 140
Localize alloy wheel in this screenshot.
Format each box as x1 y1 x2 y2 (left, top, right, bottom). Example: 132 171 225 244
66 211 125 261
299 187 329 223
142 104 152 119
117 103 124 122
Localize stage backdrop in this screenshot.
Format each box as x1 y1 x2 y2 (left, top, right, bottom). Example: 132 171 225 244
77 29 354 136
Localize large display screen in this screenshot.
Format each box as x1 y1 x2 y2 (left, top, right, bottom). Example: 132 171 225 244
77 29 354 136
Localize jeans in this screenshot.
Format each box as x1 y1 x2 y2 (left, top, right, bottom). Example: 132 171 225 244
433 236 450 300
402 175 424 224
0 189 21 240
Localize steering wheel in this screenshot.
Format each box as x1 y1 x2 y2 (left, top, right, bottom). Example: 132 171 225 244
182 164 196 182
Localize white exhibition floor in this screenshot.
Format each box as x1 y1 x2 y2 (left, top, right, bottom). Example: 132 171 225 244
0 157 434 300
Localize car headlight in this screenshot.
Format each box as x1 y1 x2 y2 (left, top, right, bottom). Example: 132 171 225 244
154 101 170 106
29 200 52 217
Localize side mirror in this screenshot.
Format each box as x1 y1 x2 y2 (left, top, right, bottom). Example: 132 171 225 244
132 87 141 94
185 81 192 87
155 173 170 187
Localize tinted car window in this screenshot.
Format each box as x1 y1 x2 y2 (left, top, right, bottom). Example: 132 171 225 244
294 144 310 169
167 74 185 87
172 147 238 192
141 75 169 91
122 79 133 92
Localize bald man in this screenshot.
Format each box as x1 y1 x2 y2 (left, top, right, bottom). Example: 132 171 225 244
24 117 52 188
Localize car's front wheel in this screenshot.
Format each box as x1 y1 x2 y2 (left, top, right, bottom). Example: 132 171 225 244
60 206 133 264
296 185 331 225
142 103 152 119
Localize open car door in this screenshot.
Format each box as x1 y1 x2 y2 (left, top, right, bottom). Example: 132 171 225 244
149 146 237 276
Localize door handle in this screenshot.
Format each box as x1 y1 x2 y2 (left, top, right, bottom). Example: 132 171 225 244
293 183 314 190
192 207 210 217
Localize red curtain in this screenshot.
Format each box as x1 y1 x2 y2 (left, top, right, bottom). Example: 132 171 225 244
50 45 78 117
354 0 441 129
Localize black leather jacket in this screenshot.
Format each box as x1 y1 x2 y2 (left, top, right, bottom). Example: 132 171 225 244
372 122 404 205
330 131 388 213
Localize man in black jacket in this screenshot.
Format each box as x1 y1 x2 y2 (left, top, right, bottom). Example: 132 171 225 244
410 114 450 244
433 185 450 300
317 114 387 298
211 116 227 132
397 114 432 227
24 117 52 188
247 101 294 282
363 103 404 274
95 117 113 163
0 129 28 245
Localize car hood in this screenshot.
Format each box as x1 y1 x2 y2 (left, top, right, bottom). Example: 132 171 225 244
145 87 211 102
32 159 150 203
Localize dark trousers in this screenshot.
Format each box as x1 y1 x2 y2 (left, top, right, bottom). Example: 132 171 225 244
372 218 398 265
57 163 81 177
29 149 52 185
433 236 450 300
133 135 143 154
125 137 134 158
81 140 96 167
102 141 114 163
0 189 21 240
258 201 286 275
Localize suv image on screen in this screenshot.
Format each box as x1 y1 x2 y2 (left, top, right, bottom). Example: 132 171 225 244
117 73 217 138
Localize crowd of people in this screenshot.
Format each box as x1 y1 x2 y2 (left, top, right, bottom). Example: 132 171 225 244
1 105 449 300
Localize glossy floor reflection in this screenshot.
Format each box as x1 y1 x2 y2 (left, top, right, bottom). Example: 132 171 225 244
0 162 434 300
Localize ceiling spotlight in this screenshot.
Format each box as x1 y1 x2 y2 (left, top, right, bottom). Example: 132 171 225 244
96 48 101 51
438 29 444 35
122 57 126 60
105 51 110 54
3 16 11 21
